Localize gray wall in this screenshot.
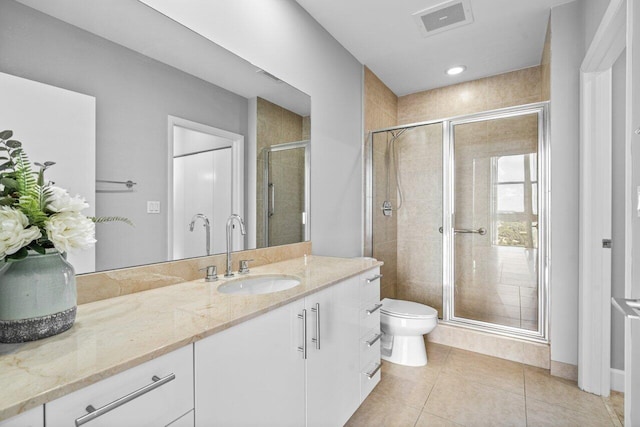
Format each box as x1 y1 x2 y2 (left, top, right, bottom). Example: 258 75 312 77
611 50 626 371
549 0 585 366
0 1 248 271
146 0 365 257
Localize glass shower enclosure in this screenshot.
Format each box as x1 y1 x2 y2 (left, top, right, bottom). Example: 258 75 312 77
368 103 549 341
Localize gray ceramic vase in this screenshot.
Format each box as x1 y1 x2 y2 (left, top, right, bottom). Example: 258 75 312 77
0 250 77 343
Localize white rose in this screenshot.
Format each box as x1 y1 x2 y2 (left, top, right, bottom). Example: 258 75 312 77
0 207 42 259
45 212 96 253
47 186 89 213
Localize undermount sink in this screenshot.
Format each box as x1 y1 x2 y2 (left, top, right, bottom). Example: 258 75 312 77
217 275 301 295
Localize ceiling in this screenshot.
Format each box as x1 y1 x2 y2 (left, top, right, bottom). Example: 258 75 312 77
295 0 573 96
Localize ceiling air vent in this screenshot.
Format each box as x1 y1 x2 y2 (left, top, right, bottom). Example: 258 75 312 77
412 0 474 38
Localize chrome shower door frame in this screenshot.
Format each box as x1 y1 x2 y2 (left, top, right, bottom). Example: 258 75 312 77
263 140 311 248
442 102 550 343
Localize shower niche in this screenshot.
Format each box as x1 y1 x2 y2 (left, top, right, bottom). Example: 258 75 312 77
368 103 549 342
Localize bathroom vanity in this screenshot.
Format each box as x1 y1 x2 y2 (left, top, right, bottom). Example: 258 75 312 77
0 256 382 426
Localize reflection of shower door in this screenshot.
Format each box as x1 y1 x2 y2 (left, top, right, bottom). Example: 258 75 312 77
263 141 309 247
445 105 548 340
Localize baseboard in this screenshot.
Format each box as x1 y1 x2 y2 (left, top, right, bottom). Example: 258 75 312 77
610 368 625 392
550 360 578 381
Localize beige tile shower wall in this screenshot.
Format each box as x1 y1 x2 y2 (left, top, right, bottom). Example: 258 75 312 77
256 97 304 248
398 66 545 125
76 241 312 304
365 67 398 300
396 66 544 317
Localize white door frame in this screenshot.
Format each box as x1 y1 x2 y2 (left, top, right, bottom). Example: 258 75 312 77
167 116 245 260
578 0 626 396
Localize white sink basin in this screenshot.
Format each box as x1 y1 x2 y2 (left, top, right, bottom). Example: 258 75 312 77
217 275 301 295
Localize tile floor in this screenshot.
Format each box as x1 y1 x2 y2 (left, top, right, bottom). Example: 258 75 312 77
346 342 624 427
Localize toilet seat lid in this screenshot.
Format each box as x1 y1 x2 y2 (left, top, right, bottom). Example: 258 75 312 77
380 298 438 319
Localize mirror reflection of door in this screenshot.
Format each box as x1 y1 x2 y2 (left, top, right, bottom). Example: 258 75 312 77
264 144 308 247
171 122 243 260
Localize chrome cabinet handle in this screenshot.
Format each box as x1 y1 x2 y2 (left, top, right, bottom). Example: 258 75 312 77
297 309 307 359
74 373 176 426
365 332 383 347
366 303 383 315
311 303 320 350
366 274 383 283
439 226 486 235
364 362 382 379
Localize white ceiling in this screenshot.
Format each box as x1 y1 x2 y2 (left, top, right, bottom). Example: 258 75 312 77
295 0 573 96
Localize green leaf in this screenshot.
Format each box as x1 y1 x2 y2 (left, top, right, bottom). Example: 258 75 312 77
10 148 23 158
27 242 46 255
0 130 13 140
0 197 15 206
5 140 22 149
0 177 18 189
6 247 28 261
0 161 13 171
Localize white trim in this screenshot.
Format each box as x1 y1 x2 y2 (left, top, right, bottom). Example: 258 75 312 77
167 116 245 259
610 368 625 393
578 0 627 397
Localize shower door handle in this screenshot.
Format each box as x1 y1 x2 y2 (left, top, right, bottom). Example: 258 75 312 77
268 183 275 217
439 226 487 235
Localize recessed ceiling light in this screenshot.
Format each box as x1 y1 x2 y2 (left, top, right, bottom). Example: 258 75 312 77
446 65 466 76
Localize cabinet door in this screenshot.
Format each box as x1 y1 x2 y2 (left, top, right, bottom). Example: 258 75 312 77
195 299 306 426
306 276 361 427
0 406 43 427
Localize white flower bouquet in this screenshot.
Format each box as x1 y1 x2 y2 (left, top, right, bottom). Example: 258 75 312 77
0 130 129 261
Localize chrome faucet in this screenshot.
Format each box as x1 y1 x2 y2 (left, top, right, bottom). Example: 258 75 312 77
225 214 246 277
189 214 211 256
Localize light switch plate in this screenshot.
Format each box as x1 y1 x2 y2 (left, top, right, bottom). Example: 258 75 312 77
147 201 160 214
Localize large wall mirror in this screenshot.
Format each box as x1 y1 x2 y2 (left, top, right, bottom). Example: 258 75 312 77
0 0 311 273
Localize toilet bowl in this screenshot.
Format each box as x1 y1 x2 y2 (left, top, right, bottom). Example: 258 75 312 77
380 298 438 367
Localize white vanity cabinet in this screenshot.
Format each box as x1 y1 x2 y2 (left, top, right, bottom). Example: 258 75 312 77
0 406 43 427
195 270 378 426
45 345 194 427
359 267 382 402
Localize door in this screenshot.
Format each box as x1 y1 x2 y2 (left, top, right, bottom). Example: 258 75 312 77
305 277 360 427
446 105 547 340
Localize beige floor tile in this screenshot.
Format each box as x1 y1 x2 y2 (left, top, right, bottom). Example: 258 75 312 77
526 397 614 427
374 365 436 409
443 348 525 395
345 391 422 427
415 410 463 427
424 373 526 426
523 366 612 423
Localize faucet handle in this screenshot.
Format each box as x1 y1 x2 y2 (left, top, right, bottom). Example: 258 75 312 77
199 265 218 282
239 259 253 274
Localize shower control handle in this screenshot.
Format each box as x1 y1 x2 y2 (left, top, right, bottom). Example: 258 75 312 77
439 226 486 235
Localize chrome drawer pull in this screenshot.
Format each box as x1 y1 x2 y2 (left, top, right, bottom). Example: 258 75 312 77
366 303 383 315
297 309 307 359
364 362 382 379
365 332 383 347
75 373 176 426
366 274 383 283
311 303 320 350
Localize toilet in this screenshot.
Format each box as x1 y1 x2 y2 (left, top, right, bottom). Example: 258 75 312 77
380 298 438 367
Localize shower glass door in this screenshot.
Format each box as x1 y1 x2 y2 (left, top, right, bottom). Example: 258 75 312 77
445 105 548 340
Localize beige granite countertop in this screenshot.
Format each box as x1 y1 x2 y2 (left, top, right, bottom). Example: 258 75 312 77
0 255 381 421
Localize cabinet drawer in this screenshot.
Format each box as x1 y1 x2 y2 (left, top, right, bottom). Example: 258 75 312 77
46 345 193 427
360 359 381 403
359 301 381 334
360 268 381 303
359 330 381 366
